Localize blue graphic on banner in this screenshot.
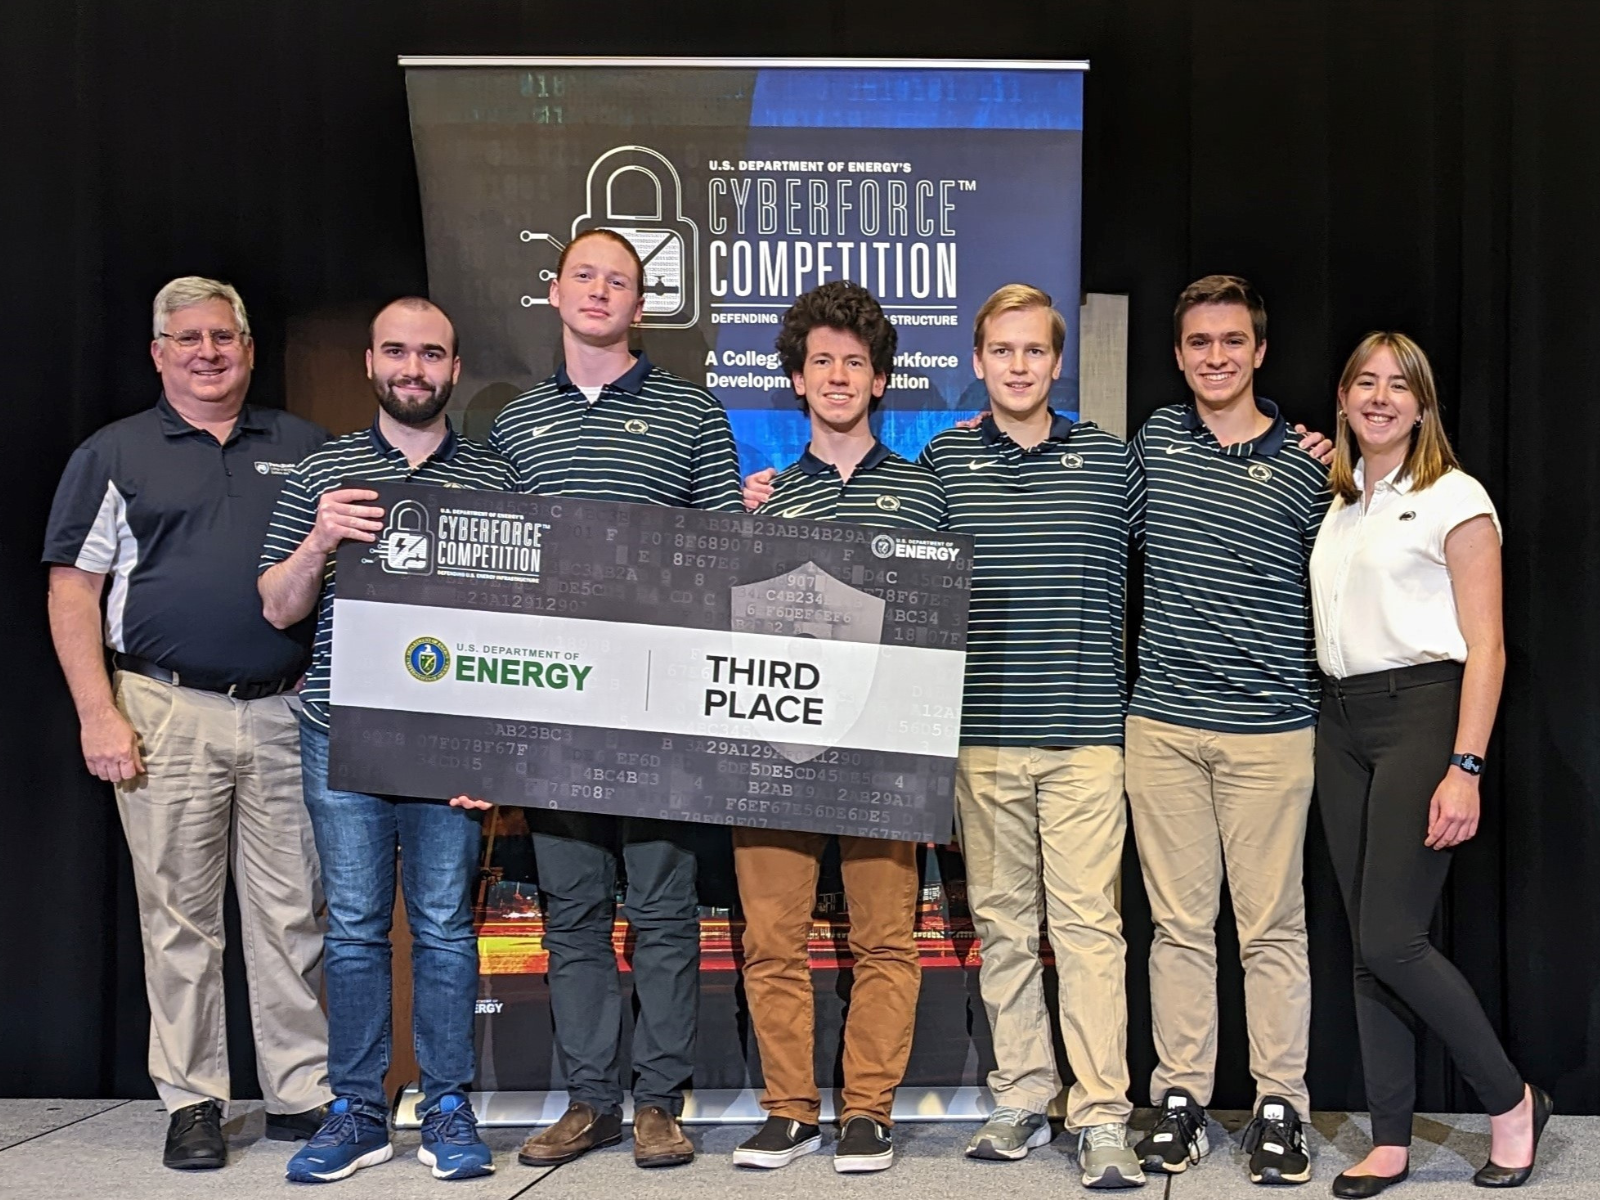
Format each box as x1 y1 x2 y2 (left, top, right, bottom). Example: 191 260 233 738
748 68 1084 130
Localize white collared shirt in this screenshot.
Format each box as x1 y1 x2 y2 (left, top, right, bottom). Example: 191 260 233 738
1310 463 1500 679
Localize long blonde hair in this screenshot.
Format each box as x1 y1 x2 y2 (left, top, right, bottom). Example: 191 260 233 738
1329 332 1460 504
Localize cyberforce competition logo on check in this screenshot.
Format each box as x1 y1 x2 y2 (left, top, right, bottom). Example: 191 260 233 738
404 638 593 692
375 499 550 584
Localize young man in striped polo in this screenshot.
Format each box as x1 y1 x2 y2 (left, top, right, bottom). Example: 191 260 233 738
487 230 743 1171
259 298 513 1183
731 281 946 1176
1127 275 1330 1187
919 285 1147 1190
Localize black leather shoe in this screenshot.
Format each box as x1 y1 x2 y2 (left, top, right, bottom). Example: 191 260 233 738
1474 1084 1553 1188
1332 1166 1408 1197
163 1100 226 1170
265 1104 328 1142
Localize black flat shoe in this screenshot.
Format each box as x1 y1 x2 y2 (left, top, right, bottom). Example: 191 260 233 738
1332 1166 1408 1197
163 1099 226 1170
1474 1084 1554 1188
265 1104 328 1142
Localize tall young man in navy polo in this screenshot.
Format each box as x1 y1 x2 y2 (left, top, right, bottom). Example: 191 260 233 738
44 276 332 1171
485 229 742 1170
918 285 1147 1189
730 282 945 1176
260 298 514 1184
1128 276 1330 1187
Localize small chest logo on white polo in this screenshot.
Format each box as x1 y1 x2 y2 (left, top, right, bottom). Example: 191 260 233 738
624 418 649 435
875 494 901 512
1060 452 1084 470
1399 510 1417 522
1248 463 1274 483
871 534 896 559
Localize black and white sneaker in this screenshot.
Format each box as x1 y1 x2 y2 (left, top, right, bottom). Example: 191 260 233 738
834 1116 894 1173
732 1116 823 1170
1242 1096 1311 1185
1134 1088 1210 1174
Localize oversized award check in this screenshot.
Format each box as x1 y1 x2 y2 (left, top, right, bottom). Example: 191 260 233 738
327 484 972 841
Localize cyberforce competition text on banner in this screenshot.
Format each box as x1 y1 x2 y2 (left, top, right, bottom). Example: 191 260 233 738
327 484 972 842
404 58 1085 468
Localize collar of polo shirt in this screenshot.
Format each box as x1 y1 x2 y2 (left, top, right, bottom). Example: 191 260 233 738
1353 458 1416 495
978 408 1078 450
156 393 271 441
797 439 892 476
367 415 460 463
554 353 654 396
1181 395 1289 457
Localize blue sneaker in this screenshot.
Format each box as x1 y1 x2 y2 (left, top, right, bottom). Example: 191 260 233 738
286 1098 393 1183
418 1094 494 1180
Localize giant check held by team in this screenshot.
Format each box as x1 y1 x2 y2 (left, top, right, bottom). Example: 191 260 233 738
328 484 972 841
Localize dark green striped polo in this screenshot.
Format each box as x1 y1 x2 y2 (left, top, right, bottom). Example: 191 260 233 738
258 419 517 730
1130 398 1331 734
757 439 947 533
920 412 1141 747
489 354 742 512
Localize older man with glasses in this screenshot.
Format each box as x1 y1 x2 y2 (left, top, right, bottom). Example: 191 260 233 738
43 276 333 1171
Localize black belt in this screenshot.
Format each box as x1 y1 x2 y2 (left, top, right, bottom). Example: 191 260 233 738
112 653 295 701
1322 659 1464 699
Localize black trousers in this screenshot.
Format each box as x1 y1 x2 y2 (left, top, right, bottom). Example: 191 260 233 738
530 810 701 1115
1316 661 1524 1146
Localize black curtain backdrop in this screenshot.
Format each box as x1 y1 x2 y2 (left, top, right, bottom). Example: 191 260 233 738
6 1 1597 1114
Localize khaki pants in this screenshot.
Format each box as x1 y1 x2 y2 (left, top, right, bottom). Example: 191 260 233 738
114 671 331 1114
733 828 920 1125
955 745 1132 1128
1124 715 1314 1118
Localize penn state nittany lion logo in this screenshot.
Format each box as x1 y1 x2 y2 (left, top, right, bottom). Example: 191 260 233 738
404 637 451 682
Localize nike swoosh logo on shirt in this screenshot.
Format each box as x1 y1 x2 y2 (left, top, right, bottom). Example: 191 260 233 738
779 505 812 519
530 424 555 437
1164 444 1188 455
967 459 994 471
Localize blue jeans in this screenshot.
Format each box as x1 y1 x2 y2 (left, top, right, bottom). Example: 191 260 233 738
300 722 483 1121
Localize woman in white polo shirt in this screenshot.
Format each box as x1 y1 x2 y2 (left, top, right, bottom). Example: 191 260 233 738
1312 332 1550 1197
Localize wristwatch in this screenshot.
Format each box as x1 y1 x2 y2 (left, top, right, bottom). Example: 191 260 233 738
1450 752 1486 776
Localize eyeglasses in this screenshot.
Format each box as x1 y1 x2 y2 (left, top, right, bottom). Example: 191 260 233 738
158 329 248 350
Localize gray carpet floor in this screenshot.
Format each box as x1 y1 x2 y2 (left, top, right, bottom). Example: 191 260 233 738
0 1100 1590 1199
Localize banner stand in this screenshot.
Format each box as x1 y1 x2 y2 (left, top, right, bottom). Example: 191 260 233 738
394 1084 1067 1128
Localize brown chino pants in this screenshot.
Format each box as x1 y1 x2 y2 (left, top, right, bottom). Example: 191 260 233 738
733 828 921 1125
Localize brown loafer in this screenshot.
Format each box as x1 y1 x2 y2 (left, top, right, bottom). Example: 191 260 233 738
633 1105 695 1168
517 1101 623 1166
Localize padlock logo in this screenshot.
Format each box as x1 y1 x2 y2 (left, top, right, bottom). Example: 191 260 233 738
378 499 434 576
572 145 700 328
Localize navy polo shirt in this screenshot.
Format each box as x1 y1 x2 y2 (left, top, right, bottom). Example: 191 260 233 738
758 440 948 532
42 395 327 685
1131 398 1331 734
920 412 1141 747
489 354 743 512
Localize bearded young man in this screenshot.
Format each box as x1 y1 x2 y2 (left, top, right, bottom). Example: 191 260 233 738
259 298 515 1184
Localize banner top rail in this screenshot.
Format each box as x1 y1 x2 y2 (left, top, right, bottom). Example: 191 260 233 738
398 56 1089 71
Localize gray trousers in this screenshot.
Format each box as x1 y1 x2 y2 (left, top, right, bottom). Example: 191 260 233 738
115 672 332 1114
531 811 700 1115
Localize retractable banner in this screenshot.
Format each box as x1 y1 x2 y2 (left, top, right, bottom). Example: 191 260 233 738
403 57 1086 467
400 57 1086 1122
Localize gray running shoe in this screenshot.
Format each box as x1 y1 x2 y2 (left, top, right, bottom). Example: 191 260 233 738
965 1107 1053 1160
1078 1123 1147 1189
